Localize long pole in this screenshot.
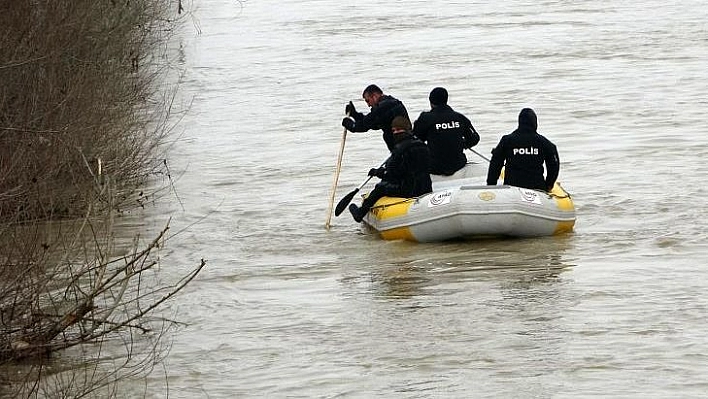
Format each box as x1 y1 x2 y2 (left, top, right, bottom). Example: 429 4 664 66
325 126 347 230
469 148 490 163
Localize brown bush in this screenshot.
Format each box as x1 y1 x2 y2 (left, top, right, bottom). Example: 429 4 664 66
0 0 204 396
0 0 176 221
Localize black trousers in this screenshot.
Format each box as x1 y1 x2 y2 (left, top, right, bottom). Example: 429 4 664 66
359 181 405 214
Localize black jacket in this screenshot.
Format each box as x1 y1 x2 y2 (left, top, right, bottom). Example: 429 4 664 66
486 126 559 191
350 95 409 152
412 104 480 175
380 133 432 197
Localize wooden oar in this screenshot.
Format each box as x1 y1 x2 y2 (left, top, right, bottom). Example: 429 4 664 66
334 175 372 217
334 158 388 217
325 125 348 230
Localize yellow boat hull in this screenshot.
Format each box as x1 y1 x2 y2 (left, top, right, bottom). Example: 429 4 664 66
360 182 576 243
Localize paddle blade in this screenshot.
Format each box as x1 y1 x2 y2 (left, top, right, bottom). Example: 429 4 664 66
334 189 359 217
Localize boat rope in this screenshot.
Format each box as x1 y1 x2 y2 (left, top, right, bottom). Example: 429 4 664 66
371 197 416 210
550 182 573 199
550 192 571 199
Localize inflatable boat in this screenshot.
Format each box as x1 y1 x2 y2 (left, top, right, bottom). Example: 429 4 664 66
356 162 576 242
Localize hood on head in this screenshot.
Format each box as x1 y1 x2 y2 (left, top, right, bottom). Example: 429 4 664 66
428 87 448 106
518 108 537 130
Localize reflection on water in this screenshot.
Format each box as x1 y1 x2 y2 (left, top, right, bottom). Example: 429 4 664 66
358 248 574 301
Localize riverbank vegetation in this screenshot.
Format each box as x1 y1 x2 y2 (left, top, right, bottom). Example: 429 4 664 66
0 0 203 396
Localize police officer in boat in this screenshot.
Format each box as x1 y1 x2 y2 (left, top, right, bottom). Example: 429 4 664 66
342 84 411 153
412 87 480 176
348 116 432 223
486 108 560 191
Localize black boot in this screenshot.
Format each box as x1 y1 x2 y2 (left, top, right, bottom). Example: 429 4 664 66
349 204 365 223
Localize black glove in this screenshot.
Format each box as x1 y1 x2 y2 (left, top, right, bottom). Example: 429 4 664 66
368 167 385 178
345 101 356 116
342 117 355 132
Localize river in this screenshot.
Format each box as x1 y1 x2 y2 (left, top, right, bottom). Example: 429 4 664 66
130 0 708 397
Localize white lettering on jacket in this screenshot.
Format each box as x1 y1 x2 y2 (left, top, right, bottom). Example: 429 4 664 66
513 147 539 155
435 121 460 130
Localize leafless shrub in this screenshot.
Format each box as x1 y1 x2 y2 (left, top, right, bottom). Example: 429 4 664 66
0 0 203 397
0 200 205 396
0 0 182 220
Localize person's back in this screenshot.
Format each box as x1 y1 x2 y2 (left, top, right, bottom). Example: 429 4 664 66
342 84 410 152
413 87 480 176
486 108 559 191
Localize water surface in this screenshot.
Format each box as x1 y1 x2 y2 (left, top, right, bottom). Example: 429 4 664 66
129 1 708 397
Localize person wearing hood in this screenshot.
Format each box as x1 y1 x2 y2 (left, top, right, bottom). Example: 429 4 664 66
348 116 432 223
341 84 411 152
412 87 480 176
486 108 559 191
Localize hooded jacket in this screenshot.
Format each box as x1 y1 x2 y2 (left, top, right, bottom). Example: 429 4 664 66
354 131 432 218
380 132 433 196
486 108 559 191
